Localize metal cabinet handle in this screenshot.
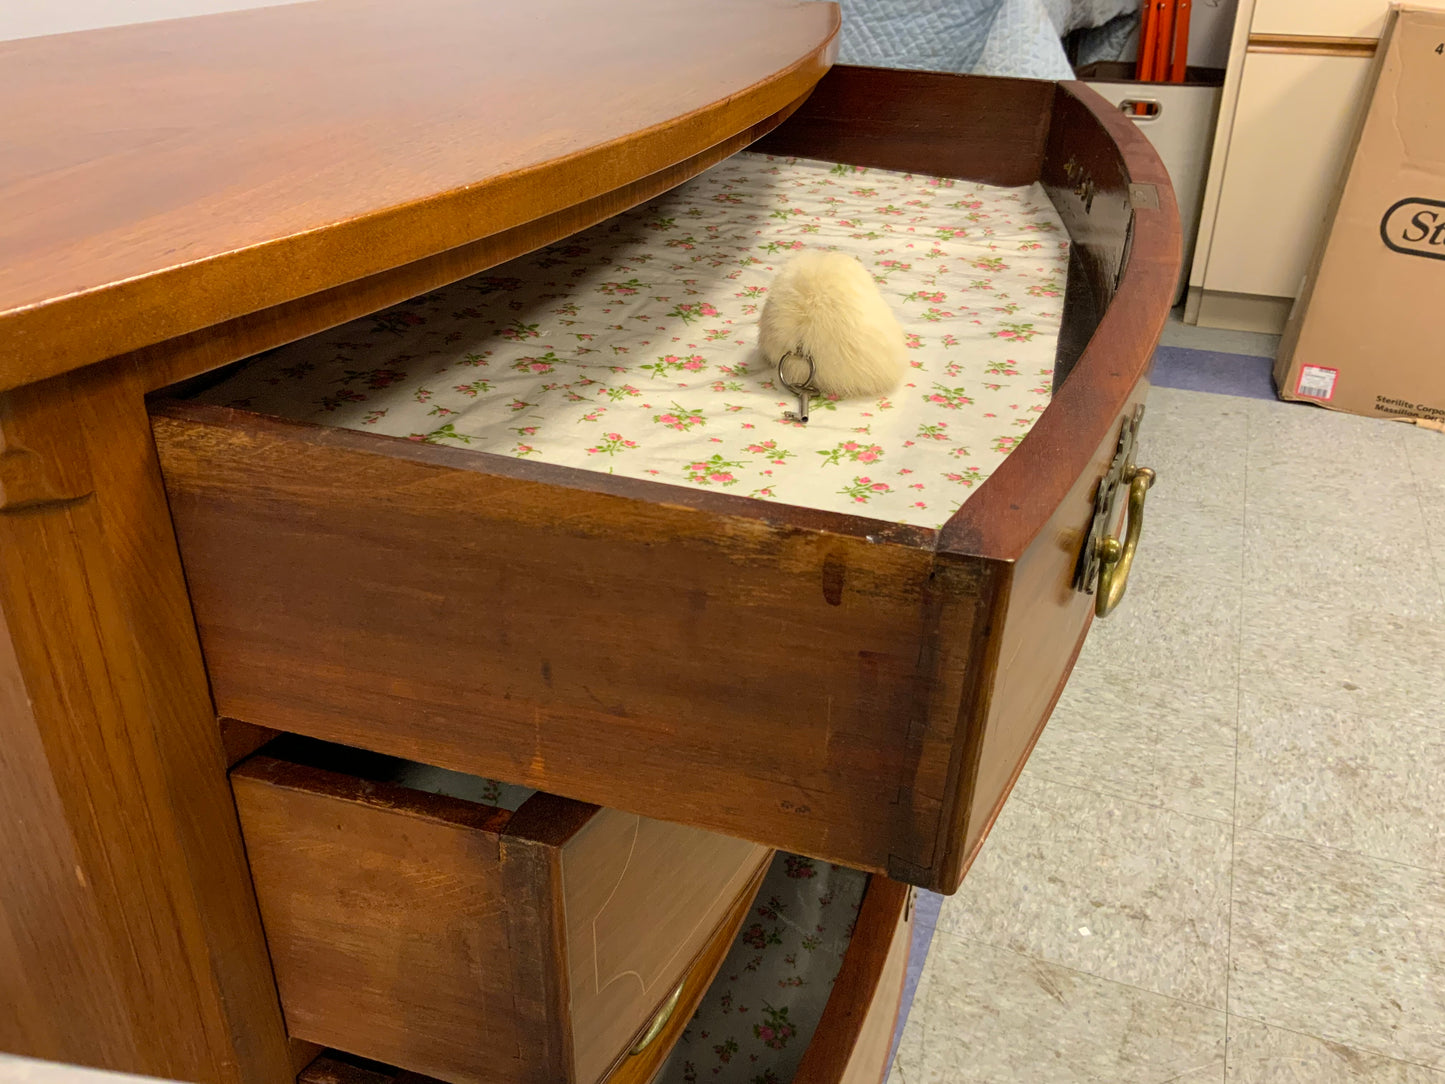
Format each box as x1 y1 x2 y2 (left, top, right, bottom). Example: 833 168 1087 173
1119 98 1163 120
629 980 686 1057
1094 466 1155 618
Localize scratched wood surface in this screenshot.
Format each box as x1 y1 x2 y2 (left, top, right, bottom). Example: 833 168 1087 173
561 811 769 1084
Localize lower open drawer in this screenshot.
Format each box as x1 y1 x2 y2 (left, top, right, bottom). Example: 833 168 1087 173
231 738 771 1084
294 862 913 1084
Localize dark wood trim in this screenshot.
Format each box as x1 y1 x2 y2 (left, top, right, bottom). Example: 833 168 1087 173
791 876 911 1082
939 81 1178 561
752 65 1055 187
500 842 574 1084
231 753 519 837
932 80 1178 888
219 718 283 768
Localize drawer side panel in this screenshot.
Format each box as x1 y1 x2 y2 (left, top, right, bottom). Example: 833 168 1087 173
230 757 556 1084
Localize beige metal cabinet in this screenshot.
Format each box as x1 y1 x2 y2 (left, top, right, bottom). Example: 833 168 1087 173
1187 0 1388 332
1083 77 1222 302
1250 0 1389 39
1198 50 1373 300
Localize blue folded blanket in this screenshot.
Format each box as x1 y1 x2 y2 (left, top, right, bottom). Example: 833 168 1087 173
829 0 1136 80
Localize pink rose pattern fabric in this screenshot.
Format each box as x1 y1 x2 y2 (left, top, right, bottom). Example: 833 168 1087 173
198 154 1067 530
654 853 869 1084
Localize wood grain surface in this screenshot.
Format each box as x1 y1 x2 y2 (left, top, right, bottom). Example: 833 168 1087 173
134 102 810 398
938 83 1180 886
148 71 1178 895
791 877 912 1084
0 4 840 1076
232 752 556 1084
0 0 839 393
152 402 973 881
597 857 770 1084
0 362 291 1082
231 741 768 1084
752 65 1055 186
561 812 769 1084
292 857 771 1084
837 897 913 1084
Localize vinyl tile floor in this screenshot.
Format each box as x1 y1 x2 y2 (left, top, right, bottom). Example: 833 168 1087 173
886 340 1445 1083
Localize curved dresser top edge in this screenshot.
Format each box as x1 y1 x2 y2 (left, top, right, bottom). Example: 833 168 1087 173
0 0 841 393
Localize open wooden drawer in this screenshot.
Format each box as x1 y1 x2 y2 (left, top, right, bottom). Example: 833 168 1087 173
290 863 913 1084
149 66 1179 894
229 737 770 1084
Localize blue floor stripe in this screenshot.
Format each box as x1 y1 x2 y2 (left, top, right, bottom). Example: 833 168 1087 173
887 889 945 1070
1150 344 1277 401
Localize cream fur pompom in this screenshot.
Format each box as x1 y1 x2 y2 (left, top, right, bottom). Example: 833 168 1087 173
758 250 908 399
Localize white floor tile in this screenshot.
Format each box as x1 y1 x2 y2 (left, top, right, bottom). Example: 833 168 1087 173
1226 1017 1445 1083
1236 693 1445 872
939 775 1233 1008
892 935 1226 1084
1230 832 1445 1069
1027 663 1236 822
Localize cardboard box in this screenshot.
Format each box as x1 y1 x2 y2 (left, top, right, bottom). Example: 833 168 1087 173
1275 5 1445 425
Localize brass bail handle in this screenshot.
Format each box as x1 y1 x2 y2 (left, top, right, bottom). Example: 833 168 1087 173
629 979 686 1056
1095 466 1155 618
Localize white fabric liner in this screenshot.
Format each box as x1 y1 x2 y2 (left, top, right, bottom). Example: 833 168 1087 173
198 153 1068 530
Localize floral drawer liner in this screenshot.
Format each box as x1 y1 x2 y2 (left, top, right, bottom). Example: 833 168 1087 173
196 153 1068 530
656 853 870 1084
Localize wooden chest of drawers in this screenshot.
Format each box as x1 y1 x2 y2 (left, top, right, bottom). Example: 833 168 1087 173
0 2 1175 1080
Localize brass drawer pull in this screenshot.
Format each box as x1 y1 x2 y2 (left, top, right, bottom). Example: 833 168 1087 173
1094 466 1155 618
630 980 686 1056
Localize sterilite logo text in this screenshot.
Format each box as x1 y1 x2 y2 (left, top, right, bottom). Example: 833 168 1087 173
1380 197 1445 261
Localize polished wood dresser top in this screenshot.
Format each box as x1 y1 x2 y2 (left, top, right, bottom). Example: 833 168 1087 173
0 0 838 392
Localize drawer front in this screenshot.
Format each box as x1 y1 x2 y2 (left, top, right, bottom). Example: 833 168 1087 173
231 747 768 1084
562 811 769 1084
600 858 770 1084
1203 50 1374 299
1250 0 1387 40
